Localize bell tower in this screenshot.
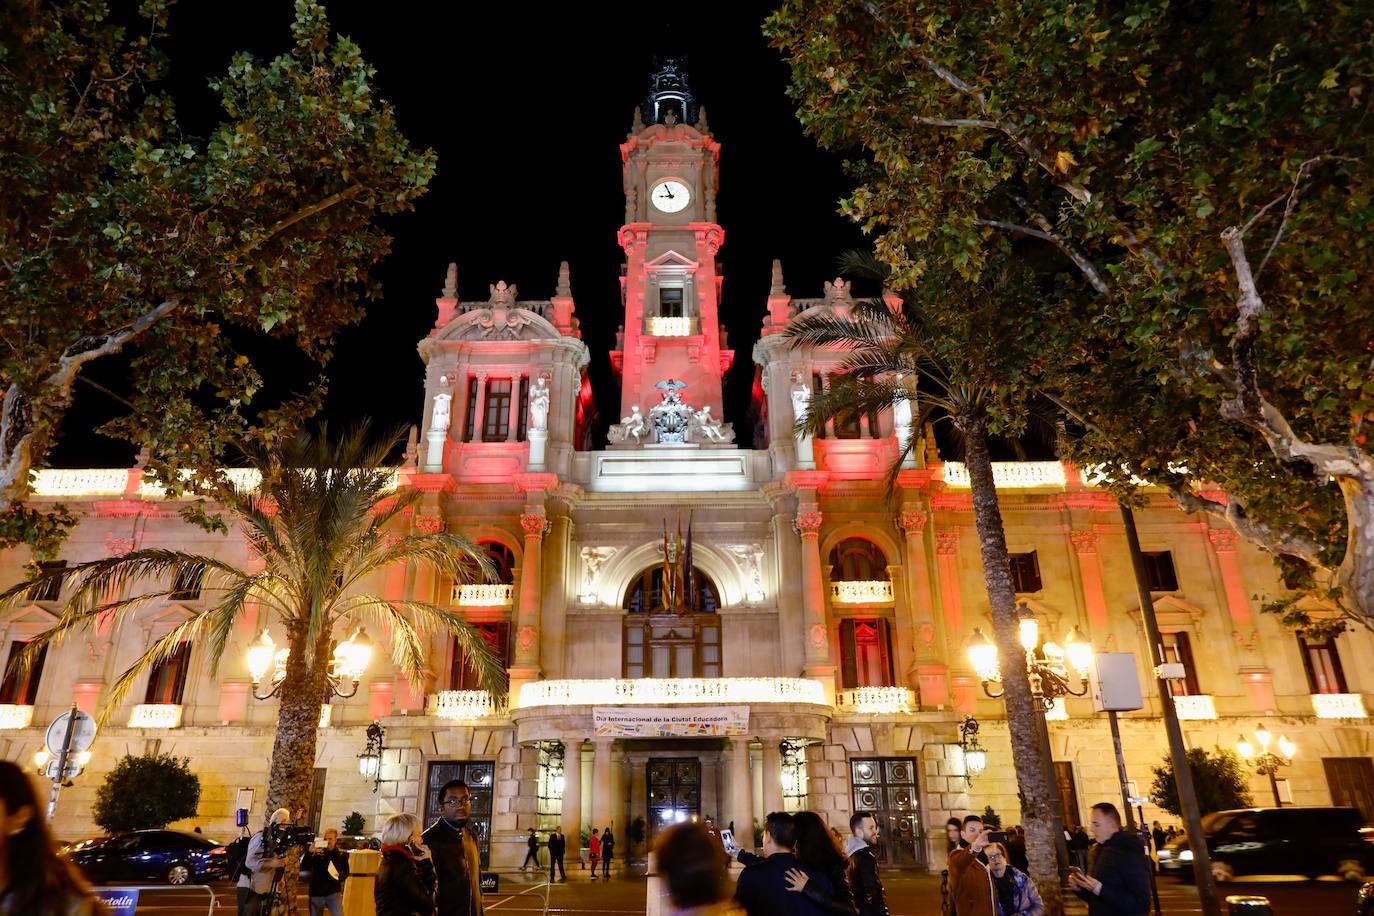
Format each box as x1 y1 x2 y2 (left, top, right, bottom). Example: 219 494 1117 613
611 61 733 427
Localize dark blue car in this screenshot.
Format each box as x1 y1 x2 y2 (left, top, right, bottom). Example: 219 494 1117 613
63 829 227 885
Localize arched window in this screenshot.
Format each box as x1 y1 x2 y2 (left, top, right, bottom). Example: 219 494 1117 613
479 541 516 584
622 568 720 614
828 538 889 582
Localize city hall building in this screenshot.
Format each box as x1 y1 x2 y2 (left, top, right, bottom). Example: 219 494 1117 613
3 66 1373 870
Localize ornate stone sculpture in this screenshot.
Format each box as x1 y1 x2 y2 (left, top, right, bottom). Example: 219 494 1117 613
690 405 734 443
579 546 618 603
893 371 916 468
789 370 811 424
608 405 648 444
430 392 452 432
528 376 550 432
649 380 693 444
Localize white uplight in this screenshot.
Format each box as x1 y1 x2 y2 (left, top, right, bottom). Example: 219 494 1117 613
128 704 183 728
1172 695 1217 720
428 690 499 720
1311 694 1368 719
837 687 915 715
0 705 34 729
830 581 895 604
452 584 515 607
647 316 694 337
942 462 1068 489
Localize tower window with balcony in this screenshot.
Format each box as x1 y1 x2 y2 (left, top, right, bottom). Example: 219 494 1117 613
1159 631 1200 696
1299 634 1347 694
28 561 66 602
0 640 46 706
1009 552 1042 593
1143 551 1178 591
839 618 894 688
482 379 512 441
452 622 510 690
145 641 192 705
829 539 889 583
170 564 205 601
659 287 684 318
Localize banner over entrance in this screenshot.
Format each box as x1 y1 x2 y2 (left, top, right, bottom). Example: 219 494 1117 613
593 706 748 737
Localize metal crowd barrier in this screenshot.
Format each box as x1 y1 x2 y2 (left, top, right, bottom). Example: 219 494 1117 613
92 884 219 914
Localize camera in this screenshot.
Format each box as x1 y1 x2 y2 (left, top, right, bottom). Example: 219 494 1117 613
268 823 317 853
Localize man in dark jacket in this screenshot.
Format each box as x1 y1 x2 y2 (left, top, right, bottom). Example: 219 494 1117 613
547 826 567 882
521 828 539 871
300 827 350 916
421 779 484 916
845 811 889 916
1069 803 1149 916
734 811 829 916
599 826 615 878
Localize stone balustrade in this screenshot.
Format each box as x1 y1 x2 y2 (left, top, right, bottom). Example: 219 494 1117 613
427 690 501 720
1311 693 1368 719
829 580 894 604
1171 694 1217 720
836 687 914 715
0 705 34 729
451 584 515 607
128 703 183 728
518 677 828 708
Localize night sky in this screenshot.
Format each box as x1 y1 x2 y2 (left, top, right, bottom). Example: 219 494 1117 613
52 0 873 466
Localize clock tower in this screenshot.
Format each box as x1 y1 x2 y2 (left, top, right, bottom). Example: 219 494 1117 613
611 62 733 429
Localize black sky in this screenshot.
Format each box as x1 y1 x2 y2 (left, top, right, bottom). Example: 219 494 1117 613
52 0 873 466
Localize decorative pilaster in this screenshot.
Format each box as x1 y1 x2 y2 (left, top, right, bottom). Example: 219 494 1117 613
761 740 784 815
729 736 753 837
934 530 966 638
1208 529 1253 632
796 506 832 683
510 510 547 691
561 739 583 861
470 372 487 442
900 508 945 705
591 737 613 830
1242 668 1277 714
1069 528 1109 632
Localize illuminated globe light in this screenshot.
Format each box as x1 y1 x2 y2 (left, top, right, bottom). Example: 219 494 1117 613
966 628 1000 682
1236 737 1254 760
1063 627 1093 675
1277 735 1296 759
335 627 374 683
357 749 381 781
246 630 276 684
1254 724 1272 752
34 749 51 768
964 746 988 777
1018 608 1039 651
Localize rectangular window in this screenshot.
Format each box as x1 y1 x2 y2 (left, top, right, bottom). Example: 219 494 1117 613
839 618 895 688
463 376 478 442
659 287 684 318
1009 552 1043 593
452 622 510 690
170 564 205 601
29 561 66 603
1160 631 1200 696
144 641 192 705
1300 635 1347 694
516 376 529 442
0 640 46 706
1143 551 1178 591
812 373 826 439
482 379 512 441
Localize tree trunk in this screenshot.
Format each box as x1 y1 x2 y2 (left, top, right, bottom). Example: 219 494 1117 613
263 629 330 914
961 417 1065 916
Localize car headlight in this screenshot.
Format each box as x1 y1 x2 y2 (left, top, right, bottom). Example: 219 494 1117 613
1158 849 1172 859
1179 850 1194 861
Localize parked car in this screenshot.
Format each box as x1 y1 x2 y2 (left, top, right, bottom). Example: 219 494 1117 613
1358 879 1374 916
1158 807 1370 882
62 829 227 885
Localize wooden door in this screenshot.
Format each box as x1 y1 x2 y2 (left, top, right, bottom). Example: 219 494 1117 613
1323 757 1374 821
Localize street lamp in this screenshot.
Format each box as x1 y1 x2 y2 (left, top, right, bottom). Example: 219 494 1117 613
965 604 1093 711
957 716 987 784
247 625 374 700
1236 724 1295 806
358 721 385 793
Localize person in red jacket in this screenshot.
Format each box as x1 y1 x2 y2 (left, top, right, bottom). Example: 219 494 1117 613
588 828 601 880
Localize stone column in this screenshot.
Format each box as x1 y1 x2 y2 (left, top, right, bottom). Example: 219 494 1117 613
591 737 614 830
761 739 784 816
1208 529 1253 632
561 739 583 863
728 737 753 838
934 530 966 638
470 373 487 442
610 746 628 842
1070 529 1109 632
796 503 833 686
510 509 546 694
507 374 523 442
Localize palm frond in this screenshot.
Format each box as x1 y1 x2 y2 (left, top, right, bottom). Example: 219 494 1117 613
100 611 220 725
348 597 508 699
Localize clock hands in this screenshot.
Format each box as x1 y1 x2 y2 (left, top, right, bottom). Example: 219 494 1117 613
659 184 675 200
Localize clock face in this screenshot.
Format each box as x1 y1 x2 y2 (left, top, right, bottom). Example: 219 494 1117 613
650 179 692 214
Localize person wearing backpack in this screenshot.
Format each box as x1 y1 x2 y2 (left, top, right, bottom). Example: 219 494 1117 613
237 808 290 916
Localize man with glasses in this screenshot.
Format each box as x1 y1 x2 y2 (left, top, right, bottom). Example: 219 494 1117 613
422 779 484 915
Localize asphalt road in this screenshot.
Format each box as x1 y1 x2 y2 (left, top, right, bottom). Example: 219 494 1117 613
95 871 1364 914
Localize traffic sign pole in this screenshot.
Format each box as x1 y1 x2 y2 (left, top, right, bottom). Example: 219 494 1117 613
47 703 79 820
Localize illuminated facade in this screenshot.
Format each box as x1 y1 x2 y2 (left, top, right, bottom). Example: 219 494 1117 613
3 66 1373 867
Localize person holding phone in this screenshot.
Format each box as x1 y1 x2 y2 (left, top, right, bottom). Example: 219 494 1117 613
1068 803 1149 916
947 815 997 916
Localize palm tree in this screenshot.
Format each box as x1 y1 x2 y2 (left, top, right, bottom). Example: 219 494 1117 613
785 254 1067 915
2 423 503 904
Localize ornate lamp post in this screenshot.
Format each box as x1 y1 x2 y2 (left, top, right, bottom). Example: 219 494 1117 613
957 715 987 785
1236 724 1295 806
358 721 386 793
246 625 375 701
965 603 1094 709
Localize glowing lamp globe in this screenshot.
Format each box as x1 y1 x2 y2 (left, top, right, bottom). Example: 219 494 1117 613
965 747 988 777
246 630 276 684
1278 735 1296 759
336 627 374 682
1018 609 1040 651
1254 724 1272 752
1236 737 1255 760
966 628 1000 682
1063 627 1093 674
357 750 381 781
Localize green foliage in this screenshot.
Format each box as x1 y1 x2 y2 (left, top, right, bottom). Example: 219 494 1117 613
981 805 1002 829
1150 748 1252 817
342 811 365 835
94 753 201 833
0 0 435 546
766 1 1373 622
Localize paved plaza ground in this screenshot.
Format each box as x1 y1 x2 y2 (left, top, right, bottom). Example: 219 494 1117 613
131 869 1359 915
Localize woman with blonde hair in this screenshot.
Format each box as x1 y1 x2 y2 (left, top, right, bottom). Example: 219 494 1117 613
375 813 435 916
